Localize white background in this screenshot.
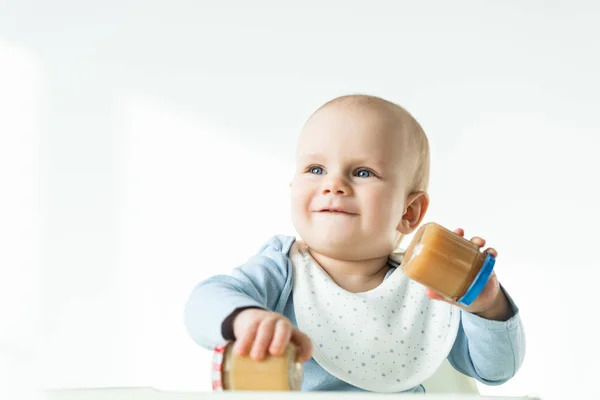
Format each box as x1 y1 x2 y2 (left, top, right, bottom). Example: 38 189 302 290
1 1 599 399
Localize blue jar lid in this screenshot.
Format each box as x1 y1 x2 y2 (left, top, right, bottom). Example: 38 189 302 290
458 253 496 306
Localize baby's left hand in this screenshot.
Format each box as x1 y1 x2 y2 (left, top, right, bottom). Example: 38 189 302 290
425 228 514 321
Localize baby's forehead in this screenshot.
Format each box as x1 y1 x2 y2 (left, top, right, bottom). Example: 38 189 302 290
296 99 422 170
300 121 410 163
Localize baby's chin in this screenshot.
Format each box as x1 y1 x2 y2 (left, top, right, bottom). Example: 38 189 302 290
300 231 385 261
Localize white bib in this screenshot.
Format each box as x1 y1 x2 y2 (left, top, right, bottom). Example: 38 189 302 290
291 242 460 393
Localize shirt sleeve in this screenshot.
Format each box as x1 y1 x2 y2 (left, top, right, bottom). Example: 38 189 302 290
447 286 526 385
184 235 295 350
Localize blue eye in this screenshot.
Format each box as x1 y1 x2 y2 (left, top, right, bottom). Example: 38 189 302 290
310 166 325 175
356 169 372 178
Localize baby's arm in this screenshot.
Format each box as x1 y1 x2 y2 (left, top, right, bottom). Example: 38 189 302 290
447 287 525 385
184 236 293 350
425 228 525 384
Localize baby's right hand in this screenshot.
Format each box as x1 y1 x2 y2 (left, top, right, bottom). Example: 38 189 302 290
232 308 313 363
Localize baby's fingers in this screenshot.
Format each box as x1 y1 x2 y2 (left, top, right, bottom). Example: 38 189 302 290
234 320 259 356
291 329 313 363
470 236 486 248
425 288 458 305
269 319 293 357
454 229 488 249
250 317 277 361
453 228 465 237
425 288 444 301
484 247 498 258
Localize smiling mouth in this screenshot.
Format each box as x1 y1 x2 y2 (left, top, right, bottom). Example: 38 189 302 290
318 209 357 215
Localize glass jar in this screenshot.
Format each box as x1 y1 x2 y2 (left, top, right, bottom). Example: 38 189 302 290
212 342 303 391
401 222 495 305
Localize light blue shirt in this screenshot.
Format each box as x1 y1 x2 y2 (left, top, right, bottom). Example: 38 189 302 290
184 235 525 393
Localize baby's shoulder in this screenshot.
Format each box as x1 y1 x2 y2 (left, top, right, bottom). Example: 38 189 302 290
255 234 297 257
245 235 297 273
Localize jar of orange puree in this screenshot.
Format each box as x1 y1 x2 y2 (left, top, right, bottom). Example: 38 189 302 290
401 222 496 306
212 342 303 391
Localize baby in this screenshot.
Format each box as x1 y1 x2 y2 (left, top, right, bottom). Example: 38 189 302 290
184 95 525 393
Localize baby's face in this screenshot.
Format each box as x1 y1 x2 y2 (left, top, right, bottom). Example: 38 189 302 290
290 103 414 261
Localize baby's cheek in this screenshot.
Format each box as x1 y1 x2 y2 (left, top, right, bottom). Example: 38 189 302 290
291 181 310 201
289 189 305 210
292 195 310 216
290 197 311 230
368 196 394 222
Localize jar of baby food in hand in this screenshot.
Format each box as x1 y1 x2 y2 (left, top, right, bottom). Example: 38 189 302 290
401 222 496 306
212 342 303 391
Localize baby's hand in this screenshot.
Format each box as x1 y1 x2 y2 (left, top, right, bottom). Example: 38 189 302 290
426 228 513 321
232 308 313 363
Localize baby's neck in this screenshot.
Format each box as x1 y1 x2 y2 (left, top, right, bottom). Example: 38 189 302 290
307 248 390 293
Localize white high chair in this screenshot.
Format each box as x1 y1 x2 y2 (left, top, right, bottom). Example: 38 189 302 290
44 357 480 400
44 363 480 400
422 359 479 394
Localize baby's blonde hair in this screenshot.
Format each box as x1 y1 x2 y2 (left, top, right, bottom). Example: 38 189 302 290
312 94 431 250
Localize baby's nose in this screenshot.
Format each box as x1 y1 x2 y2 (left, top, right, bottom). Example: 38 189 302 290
322 176 351 196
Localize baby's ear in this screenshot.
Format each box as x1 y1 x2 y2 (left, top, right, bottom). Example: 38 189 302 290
397 192 429 234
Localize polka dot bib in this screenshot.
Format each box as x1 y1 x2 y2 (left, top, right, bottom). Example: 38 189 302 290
291 242 460 393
